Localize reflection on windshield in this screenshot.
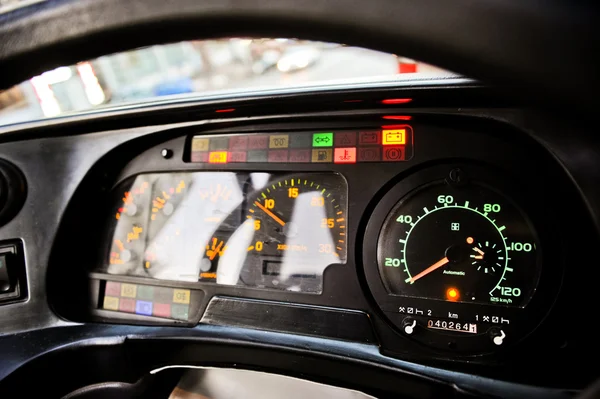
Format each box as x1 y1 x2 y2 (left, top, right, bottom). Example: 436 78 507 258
0 38 451 126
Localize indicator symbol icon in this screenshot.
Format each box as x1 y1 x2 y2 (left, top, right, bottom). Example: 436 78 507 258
383 129 406 145
358 147 380 161
317 150 329 161
312 133 334 147
360 132 379 144
384 147 404 160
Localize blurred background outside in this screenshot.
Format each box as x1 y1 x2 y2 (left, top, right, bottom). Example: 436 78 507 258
0 38 451 126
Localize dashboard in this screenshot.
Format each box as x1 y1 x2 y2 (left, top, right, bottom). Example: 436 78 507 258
0 84 598 398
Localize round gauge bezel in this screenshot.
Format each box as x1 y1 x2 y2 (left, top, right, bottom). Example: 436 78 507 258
362 163 563 355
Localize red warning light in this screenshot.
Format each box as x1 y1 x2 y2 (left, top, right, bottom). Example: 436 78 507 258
334 147 357 164
382 115 412 120
208 151 228 164
446 287 460 302
381 98 413 105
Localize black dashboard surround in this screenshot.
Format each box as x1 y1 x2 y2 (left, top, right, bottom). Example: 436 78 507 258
0 84 597 398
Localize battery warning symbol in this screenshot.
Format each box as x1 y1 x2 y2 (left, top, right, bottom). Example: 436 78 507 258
382 129 407 145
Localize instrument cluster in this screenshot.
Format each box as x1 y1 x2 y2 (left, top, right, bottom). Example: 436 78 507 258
85 123 568 358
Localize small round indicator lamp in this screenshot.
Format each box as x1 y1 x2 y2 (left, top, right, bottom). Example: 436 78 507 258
466 237 474 244
446 287 460 302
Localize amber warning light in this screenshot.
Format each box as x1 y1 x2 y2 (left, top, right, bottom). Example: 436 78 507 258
382 126 412 145
446 287 460 302
208 151 228 164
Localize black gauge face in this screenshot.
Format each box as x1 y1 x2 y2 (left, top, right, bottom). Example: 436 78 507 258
378 182 540 307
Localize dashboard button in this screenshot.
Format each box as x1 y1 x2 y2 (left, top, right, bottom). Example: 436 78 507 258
0 255 9 292
403 317 417 335
0 241 26 304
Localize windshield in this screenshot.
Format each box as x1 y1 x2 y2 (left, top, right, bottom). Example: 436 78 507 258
0 38 453 127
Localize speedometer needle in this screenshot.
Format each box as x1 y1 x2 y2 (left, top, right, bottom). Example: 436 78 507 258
254 201 286 227
408 257 449 284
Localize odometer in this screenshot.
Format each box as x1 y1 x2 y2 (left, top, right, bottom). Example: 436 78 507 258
378 181 540 307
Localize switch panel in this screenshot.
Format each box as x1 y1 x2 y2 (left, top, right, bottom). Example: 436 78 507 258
0 240 26 304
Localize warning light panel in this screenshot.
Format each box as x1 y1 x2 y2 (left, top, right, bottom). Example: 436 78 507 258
191 128 412 164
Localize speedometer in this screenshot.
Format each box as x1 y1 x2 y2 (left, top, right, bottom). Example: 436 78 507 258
363 165 554 353
378 181 539 307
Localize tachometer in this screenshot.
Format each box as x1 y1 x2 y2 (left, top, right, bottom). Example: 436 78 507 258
243 174 347 292
248 177 346 259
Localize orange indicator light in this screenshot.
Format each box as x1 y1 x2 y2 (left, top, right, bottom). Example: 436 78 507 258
446 287 460 301
466 237 474 244
208 151 228 164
